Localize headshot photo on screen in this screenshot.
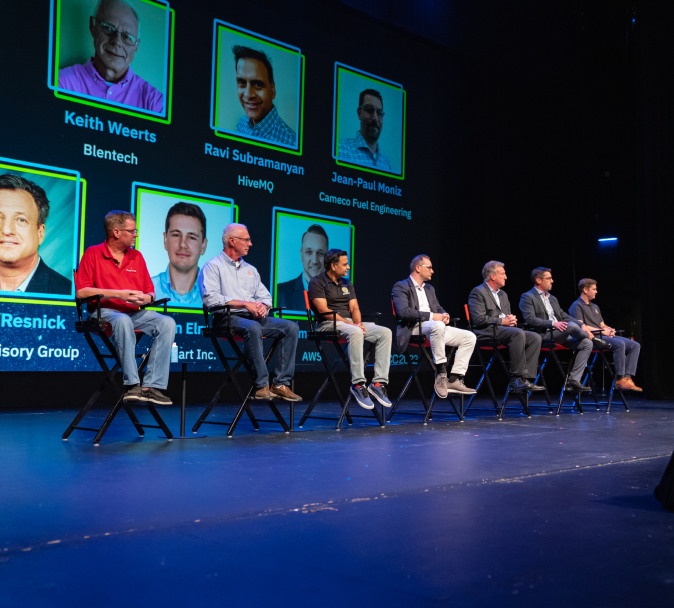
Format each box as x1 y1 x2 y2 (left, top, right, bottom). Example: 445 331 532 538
274 214 351 313
0 173 75 297
136 191 234 308
56 0 168 113
216 27 300 148
336 69 403 175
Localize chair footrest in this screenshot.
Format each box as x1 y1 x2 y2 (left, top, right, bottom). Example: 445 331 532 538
253 419 285 424
303 416 339 421
72 426 101 432
138 424 162 430
201 420 233 426
389 411 424 416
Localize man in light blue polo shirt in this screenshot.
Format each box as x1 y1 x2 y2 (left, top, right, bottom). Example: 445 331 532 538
198 222 301 402
151 202 208 307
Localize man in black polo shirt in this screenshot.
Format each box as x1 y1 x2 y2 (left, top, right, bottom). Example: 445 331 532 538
569 278 642 392
308 248 392 410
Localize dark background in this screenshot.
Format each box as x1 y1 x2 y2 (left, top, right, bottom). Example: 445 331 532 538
2 0 672 404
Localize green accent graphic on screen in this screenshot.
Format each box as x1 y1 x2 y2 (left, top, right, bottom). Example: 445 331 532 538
212 22 304 156
52 1 175 125
334 65 406 180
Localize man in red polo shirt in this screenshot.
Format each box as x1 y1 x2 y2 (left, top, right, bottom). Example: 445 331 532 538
75 210 175 404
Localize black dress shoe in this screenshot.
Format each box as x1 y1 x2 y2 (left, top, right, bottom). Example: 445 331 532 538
526 381 546 392
592 338 611 350
508 378 530 391
565 379 591 392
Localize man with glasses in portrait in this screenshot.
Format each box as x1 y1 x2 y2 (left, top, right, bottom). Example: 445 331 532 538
75 211 175 405
58 0 164 112
337 89 391 170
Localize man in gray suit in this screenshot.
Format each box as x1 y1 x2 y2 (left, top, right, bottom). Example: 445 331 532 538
392 254 477 397
519 267 594 393
468 261 544 391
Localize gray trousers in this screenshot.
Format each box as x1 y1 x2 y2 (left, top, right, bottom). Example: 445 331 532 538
549 324 593 382
319 318 392 385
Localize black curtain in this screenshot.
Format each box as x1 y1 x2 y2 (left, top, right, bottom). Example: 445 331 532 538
636 2 674 398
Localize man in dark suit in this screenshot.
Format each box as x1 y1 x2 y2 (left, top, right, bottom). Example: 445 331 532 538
468 261 544 392
277 224 328 311
519 267 594 392
0 174 72 295
392 254 477 398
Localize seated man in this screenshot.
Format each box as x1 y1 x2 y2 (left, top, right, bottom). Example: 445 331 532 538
392 254 477 397
308 249 392 410
58 0 164 113
569 278 642 392
151 202 208 306
198 223 301 402
468 261 544 391
75 210 175 404
519 267 594 393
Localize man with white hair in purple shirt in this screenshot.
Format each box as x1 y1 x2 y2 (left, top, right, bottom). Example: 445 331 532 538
58 0 163 113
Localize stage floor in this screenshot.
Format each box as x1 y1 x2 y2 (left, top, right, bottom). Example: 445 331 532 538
1 397 673 607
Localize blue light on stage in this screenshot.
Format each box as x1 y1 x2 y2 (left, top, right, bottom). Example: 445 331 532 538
598 237 618 249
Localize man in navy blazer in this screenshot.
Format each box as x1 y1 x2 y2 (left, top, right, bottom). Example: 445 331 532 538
392 254 477 398
467 261 544 392
519 267 594 392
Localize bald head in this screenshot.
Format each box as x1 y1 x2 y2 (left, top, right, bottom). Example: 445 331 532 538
94 0 139 27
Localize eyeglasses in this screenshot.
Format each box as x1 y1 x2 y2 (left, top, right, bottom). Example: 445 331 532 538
359 105 385 118
232 236 252 244
420 264 433 270
118 229 138 235
92 18 140 47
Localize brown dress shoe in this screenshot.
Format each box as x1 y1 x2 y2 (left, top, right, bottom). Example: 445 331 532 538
626 377 643 392
253 385 274 400
270 384 302 401
615 378 633 391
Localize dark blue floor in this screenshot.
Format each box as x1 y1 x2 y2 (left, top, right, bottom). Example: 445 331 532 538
1 397 673 606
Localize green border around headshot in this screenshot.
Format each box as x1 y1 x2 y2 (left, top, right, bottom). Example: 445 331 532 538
211 21 305 156
0 157 86 307
271 207 355 321
131 182 239 314
48 0 175 125
333 63 406 180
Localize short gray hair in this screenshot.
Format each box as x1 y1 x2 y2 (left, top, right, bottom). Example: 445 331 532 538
410 254 430 274
104 210 135 237
482 260 504 282
222 222 248 243
94 0 140 28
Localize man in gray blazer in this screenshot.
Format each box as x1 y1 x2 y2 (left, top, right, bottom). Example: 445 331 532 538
519 267 594 392
467 261 544 392
392 254 477 397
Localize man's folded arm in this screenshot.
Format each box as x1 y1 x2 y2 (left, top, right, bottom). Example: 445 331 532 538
468 290 500 328
519 293 552 328
391 282 430 321
198 265 228 308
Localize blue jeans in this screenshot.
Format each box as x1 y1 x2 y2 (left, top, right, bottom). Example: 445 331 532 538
602 336 641 376
95 308 176 389
215 314 299 388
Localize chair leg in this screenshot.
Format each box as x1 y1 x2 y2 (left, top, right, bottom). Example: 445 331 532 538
92 400 126 445
146 404 173 439
473 351 500 411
